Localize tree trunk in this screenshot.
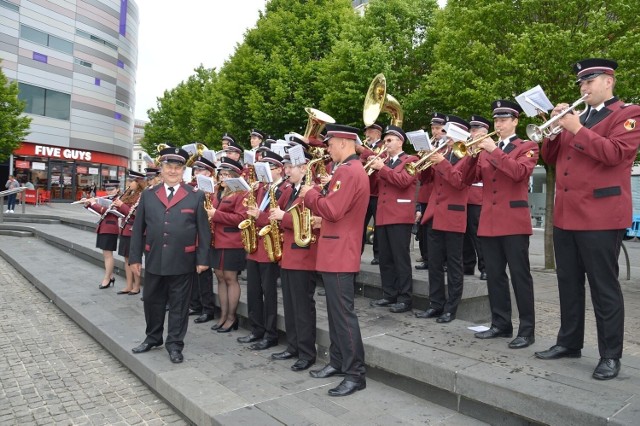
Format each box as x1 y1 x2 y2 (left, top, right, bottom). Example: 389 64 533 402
544 164 556 270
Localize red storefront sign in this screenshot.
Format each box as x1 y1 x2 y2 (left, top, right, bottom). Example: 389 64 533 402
15 160 30 169
14 142 128 168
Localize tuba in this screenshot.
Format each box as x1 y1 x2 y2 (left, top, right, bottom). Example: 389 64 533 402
304 107 335 143
238 170 258 254
258 180 284 262
154 143 170 166
363 73 403 128
288 156 327 247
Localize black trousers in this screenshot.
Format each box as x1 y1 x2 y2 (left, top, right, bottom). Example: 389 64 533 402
281 268 317 361
377 223 413 304
322 272 365 382
189 267 215 315
142 271 192 352
553 227 625 358
463 204 484 273
481 235 535 337
361 196 379 258
246 259 280 341
427 222 464 315
417 203 428 262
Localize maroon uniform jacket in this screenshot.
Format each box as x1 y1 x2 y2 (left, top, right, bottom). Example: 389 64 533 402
542 98 640 230
304 155 370 273
246 180 293 263
280 193 319 271
360 141 383 197
460 137 538 237
87 198 120 235
375 152 419 225
421 156 469 233
211 190 246 249
467 184 483 206
417 171 434 204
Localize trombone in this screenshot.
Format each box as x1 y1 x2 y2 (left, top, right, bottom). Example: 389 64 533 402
526 94 589 143
363 146 389 176
452 130 500 158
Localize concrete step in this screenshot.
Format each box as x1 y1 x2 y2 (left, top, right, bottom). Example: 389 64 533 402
2 221 640 425
0 235 487 426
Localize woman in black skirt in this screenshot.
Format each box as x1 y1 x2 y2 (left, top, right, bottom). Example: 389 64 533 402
113 171 147 294
85 180 121 289
205 158 248 332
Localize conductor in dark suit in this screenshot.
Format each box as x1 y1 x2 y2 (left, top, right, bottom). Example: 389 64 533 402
536 59 640 380
129 147 211 364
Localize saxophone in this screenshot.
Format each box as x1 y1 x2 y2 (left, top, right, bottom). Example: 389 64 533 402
288 156 327 247
238 180 258 253
258 180 283 262
205 192 215 247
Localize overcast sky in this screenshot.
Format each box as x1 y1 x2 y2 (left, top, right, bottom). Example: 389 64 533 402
134 0 268 120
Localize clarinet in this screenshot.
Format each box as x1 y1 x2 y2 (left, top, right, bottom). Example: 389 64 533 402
120 194 141 230
97 185 129 225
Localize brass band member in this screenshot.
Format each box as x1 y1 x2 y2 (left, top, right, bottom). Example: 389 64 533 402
84 179 121 289
359 122 383 265
459 100 538 349
112 171 147 295
188 155 218 324
237 151 293 351
367 125 418 314
415 116 470 323
299 123 368 397
536 59 640 380
206 157 247 333
268 151 321 371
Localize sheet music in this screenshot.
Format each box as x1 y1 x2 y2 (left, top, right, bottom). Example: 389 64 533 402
271 142 289 157
254 162 273 184
244 150 255 166
182 167 193 183
196 175 216 193
224 177 251 192
287 144 306 166
516 85 554 117
444 122 470 142
406 130 433 151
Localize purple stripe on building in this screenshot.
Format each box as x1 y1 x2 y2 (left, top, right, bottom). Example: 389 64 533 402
95 78 101 86
117 59 124 68
33 52 48 63
119 0 128 36
115 112 122 120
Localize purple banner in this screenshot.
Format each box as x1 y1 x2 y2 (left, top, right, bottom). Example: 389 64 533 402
33 52 48 63
119 0 128 36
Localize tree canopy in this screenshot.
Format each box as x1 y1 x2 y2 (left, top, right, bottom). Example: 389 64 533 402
0 63 31 163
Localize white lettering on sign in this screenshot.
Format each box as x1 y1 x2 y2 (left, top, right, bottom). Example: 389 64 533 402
35 145 91 161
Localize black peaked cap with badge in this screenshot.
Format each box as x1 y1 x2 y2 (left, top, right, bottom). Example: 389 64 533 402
492 100 522 118
260 150 284 168
573 58 617 84
159 147 190 164
192 156 216 173
469 115 492 130
382 124 408 143
250 129 266 140
128 170 145 179
218 157 243 175
222 133 236 144
431 112 446 125
324 123 362 144
445 115 470 131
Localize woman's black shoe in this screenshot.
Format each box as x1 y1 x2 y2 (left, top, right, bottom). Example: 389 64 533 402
210 322 224 331
217 319 239 333
98 278 115 289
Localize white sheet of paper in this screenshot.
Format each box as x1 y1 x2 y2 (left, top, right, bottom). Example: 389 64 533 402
444 123 470 142
468 325 490 332
182 167 193 183
516 85 554 117
244 150 255 166
196 175 215 193
406 129 433 151
287 144 306 166
271 142 289 157
181 143 197 156
254 161 273 184
224 177 250 192
202 150 216 164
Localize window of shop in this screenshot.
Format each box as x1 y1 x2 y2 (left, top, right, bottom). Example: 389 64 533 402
18 83 71 120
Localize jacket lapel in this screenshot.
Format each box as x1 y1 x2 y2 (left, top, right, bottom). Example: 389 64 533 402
154 185 169 209
154 184 189 209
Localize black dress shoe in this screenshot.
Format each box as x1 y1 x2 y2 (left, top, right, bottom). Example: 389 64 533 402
291 359 315 371
237 333 263 343
592 358 621 380
474 326 513 339
414 262 428 270
328 379 366 397
415 308 442 319
370 258 379 265
250 339 278 351
480 271 487 280
194 314 214 324
369 298 395 307
309 364 345 378
534 345 582 360
188 309 200 316
436 312 455 323
389 302 411 313
271 350 298 360
131 342 162 353
217 319 239 333
168 350 183 364
508 336 535 349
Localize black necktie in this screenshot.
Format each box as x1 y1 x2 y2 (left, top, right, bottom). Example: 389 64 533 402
585 108 597 126
498 141 505 150
168 186 174 202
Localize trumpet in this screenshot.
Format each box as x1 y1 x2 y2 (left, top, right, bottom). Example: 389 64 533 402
526 94 589 143
452 130 501 159
404 142 449 175
363 146 389 176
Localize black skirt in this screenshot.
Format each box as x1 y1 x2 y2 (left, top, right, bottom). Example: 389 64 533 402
118 235 131 258
211 248 246 271
96 233 118 251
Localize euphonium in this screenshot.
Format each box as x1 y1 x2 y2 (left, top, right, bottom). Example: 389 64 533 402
258 181 284 262
238 181 258 254
288 156 327 247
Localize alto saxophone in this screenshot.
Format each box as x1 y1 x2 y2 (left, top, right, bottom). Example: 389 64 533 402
238 181 258 253
258 181 283 262
204 192 215 247
288 156 327 247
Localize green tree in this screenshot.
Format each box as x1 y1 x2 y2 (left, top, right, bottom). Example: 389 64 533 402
421 0 640 268
142 65 216 154
0 64 31 163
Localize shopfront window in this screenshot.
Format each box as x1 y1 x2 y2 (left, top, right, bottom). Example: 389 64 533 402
76 164 100 199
